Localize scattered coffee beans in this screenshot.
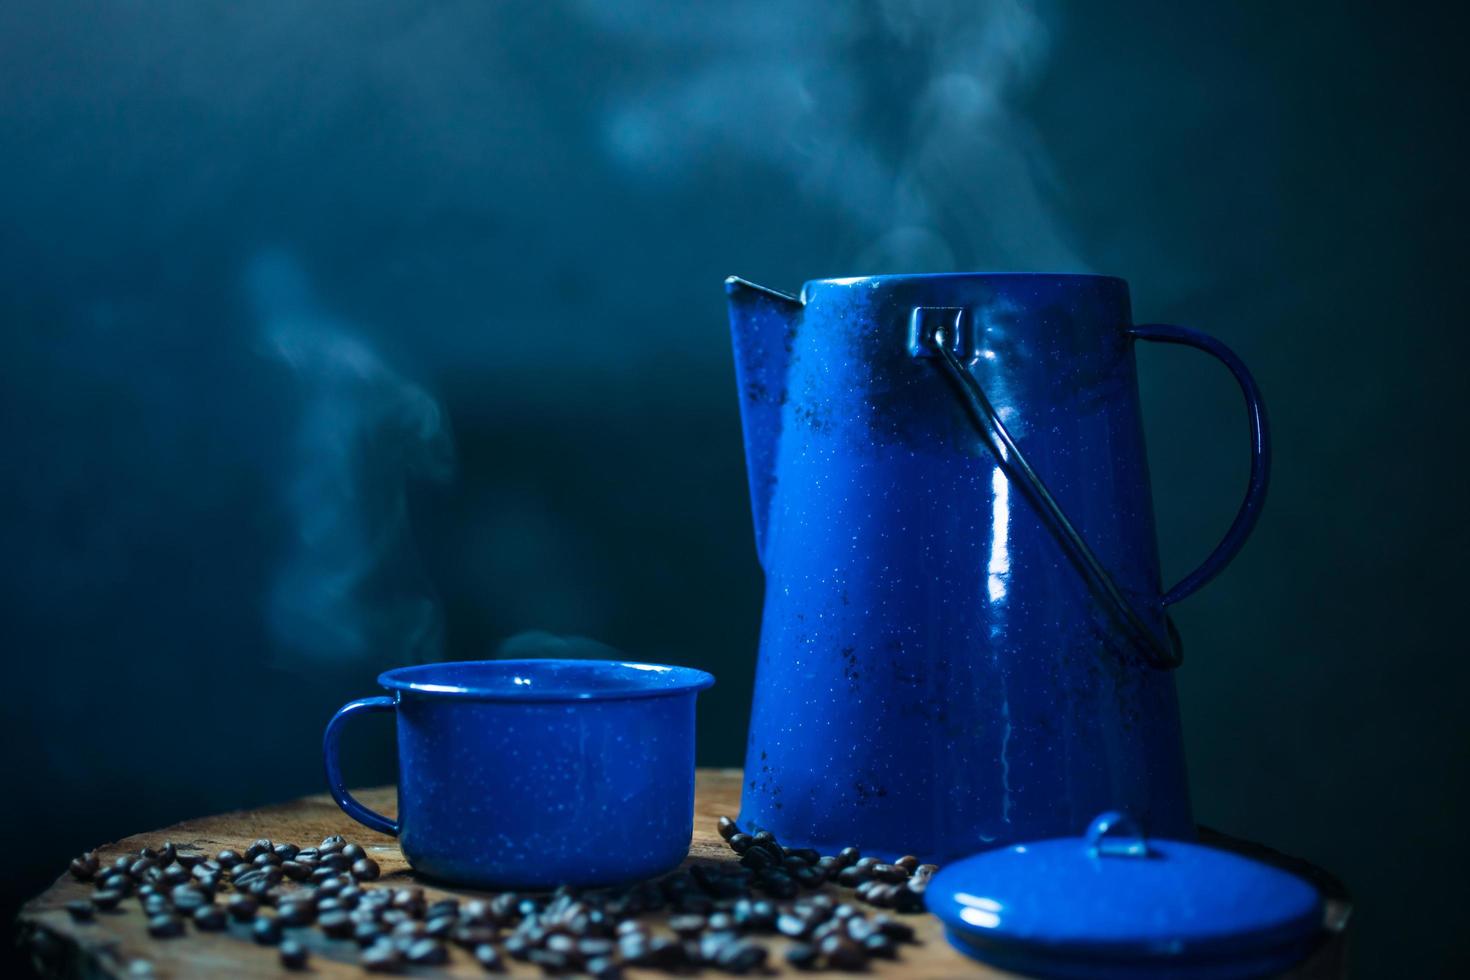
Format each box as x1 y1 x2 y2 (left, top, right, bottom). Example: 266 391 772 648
56 813 934 974
146 914 183 939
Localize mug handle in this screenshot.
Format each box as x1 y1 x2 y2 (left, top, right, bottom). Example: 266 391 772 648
1129 324 1271 606
323 696 400 836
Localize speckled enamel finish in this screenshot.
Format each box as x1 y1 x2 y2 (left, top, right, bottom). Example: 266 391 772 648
323 659 714 889
726 273 1262 862
925 811 1323 978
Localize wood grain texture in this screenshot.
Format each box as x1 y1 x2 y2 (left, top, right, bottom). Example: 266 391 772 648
17 770 1350 979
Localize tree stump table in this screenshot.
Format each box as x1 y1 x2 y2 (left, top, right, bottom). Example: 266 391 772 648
17 769 1351 978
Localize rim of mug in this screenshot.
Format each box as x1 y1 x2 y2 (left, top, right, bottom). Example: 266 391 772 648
804 271 1127 288
377 658 716 702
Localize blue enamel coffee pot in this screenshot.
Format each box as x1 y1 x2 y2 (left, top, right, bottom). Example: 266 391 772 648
726 273 1269 861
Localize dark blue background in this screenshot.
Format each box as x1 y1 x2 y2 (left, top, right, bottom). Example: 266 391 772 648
3 2 1466 976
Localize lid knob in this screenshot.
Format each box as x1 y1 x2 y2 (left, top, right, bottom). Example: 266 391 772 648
1085 811 1151 858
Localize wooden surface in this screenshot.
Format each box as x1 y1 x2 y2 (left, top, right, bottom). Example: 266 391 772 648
17 770 1351 979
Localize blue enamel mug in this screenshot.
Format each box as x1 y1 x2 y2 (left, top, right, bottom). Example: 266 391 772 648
323 659 715 889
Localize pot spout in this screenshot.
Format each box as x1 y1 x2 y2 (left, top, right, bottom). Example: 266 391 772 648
725 276 802 565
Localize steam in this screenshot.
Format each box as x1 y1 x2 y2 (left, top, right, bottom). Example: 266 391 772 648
248 250 453 667
583 0 1082 271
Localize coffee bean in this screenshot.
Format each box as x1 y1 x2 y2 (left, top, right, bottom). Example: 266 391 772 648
252 917 282 945
895 854 920 871
171 885 210 912
317 873 346 894
65 900 94 922
279 939 309 970
586 955 620 979
777 912 810 938
320 852 352 871
147 914 184 939
226 894 258 921
174 851 205 869
272 842 299 861
156 843 177 866
100 873 132 895
872 862 910 882
142 895 171 917
246 879 278 901
90 889 124 911
717 939 768 974
337 885 363 907
717 815 741 840
252 852 280 868
425 915 455 939
128 857 156 878
244 839 273 861
215 849 242 868
277 902 315 927
250 865 284 885
795 865 827 888
872 914 915 941
836 866 868 887
349 857 381 881
341 842 366 861
728 832 755 854
669 913 706 937
193 906 228 931
319 835 346 852
361 940 402 971
503 933 532 960
160 865 190 887
820 933 868 971
69 855 99 881
474 942 505 971
406 938 448 965
347 923 380 948
863 932 897 958
278 861 308 881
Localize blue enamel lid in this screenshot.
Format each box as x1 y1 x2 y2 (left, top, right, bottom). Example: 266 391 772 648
925 812 1323 978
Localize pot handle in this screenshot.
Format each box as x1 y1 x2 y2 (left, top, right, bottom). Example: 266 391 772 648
922 334 1183 668
323 696 400 836
919 320 1270 670
1129 324 1271 606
